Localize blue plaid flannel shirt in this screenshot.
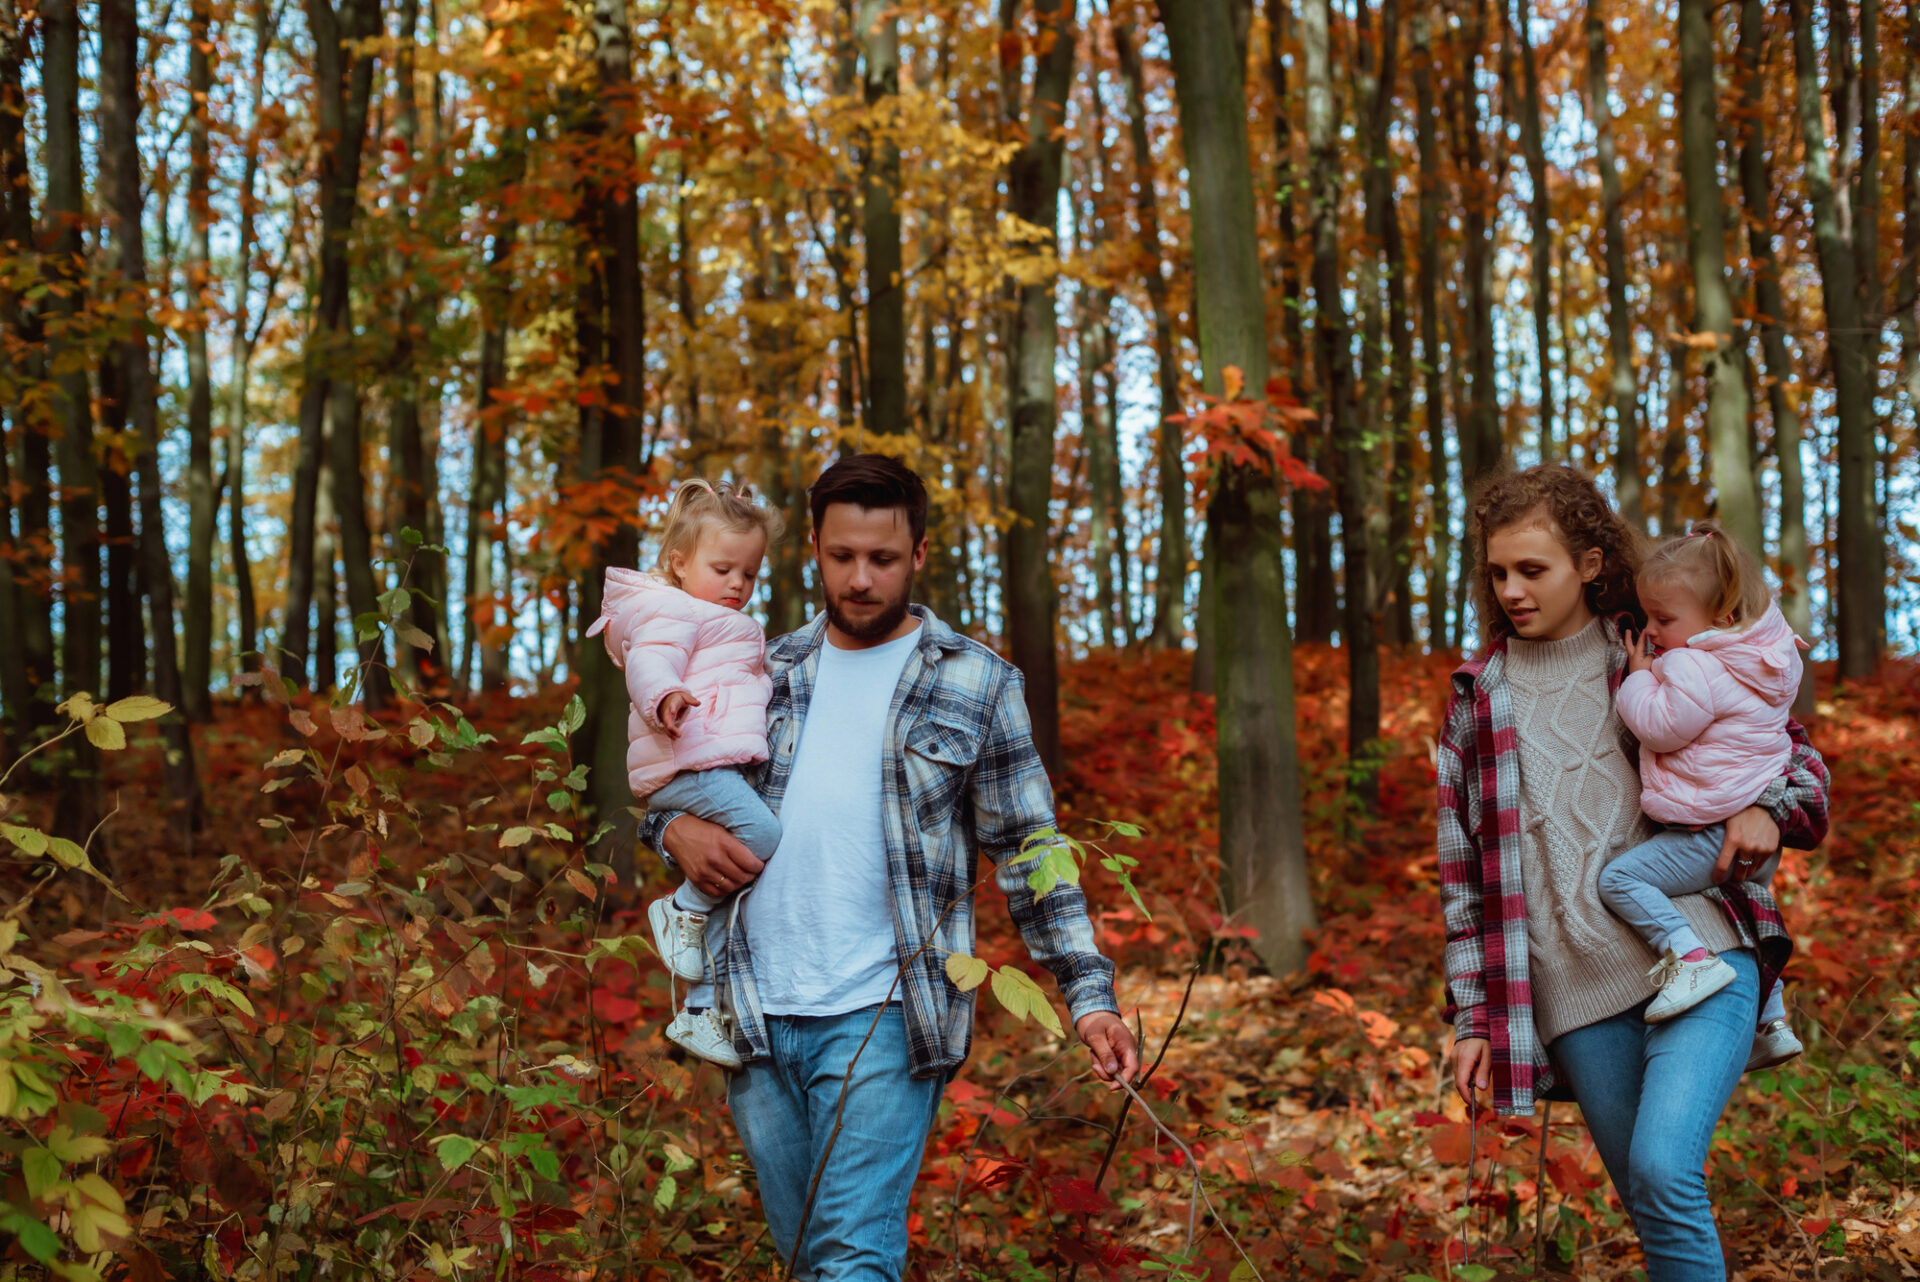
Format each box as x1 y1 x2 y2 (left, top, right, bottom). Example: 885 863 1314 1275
638 605 1121 1079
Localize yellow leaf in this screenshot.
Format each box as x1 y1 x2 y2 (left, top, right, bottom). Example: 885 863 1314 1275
46 1124 110 1163
498 827 534 848
84 717 127 751
103 695 171 722
67 1172 130 1252
57 692 98 724
944 952 991 993
1222 364 1245 402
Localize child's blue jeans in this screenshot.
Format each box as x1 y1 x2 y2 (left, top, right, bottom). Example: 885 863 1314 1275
647 766 781 912
1599 823 1787 1023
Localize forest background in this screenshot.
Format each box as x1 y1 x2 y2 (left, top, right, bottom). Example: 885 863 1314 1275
0 0 1918 1276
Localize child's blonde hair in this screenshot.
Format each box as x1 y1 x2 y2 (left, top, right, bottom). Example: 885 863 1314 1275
654 480 784 587
1638 521 1771 629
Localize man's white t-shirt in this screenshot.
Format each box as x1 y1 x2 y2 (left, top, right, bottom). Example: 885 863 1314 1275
745 623 919 1016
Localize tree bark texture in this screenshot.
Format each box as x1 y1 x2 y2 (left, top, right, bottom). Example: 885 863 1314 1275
1001 0 1074 775
1511 0 1554 461
857 0 905 435
1413 13 1451 651
1789 0 1883 678
182 0 216 721
1165 0 1315 975
1587 0 1642 529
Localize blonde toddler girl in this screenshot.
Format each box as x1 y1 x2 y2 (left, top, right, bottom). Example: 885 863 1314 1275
587 481 784 1068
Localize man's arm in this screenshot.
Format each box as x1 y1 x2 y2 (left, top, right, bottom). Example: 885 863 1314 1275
971 669 1137 1085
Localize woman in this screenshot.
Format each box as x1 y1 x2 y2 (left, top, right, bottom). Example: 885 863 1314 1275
1437 466 1829 1281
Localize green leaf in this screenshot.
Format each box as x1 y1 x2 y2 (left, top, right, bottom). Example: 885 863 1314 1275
0 1210 60 1263
1105 819 1142 838
527 1145 560 1181
944 952 991 993
47 837 91 870
560 695 586 736
989 965 1063 1038
653 1172 678 1212
499 827 535 848
47 1124 111 1163
1 824 48 857
395 621 435 653
1452 1267 1497 1282
432 1134 481 1171
22 1145 61 1199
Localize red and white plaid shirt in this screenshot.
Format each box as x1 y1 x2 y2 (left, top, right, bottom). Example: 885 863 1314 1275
1437 618 1829 1115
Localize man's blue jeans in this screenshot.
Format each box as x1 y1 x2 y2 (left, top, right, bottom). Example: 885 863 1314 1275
1552 947 1759 1282
727 1003 944 1281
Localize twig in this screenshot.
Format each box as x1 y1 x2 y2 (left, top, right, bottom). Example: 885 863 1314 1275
1533 1102 1551 1274
1063 966 1199 1282
715 1223 770 1282
1112 1075 1266 1281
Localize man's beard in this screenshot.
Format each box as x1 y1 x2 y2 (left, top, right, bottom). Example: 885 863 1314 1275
824 576 914 642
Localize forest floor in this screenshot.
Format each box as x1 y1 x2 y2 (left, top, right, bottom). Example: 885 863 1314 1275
7 645 1919 1280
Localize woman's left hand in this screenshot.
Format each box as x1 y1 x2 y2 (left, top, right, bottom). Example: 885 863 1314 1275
1715 806 1780 884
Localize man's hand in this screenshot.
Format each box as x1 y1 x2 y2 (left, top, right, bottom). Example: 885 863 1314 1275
1075 1011 1141 1092
1715 805 1781 885
661 814 765 900
1453 1036 1491 1108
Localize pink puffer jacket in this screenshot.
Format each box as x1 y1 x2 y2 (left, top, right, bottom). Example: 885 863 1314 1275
1615 602 1805 825
586 568 772 801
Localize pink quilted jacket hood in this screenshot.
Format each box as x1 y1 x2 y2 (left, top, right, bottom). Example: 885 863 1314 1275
587 569 772 801
1615 602 1806 825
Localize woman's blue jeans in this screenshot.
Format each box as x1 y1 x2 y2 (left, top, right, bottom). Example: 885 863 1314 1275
727 1003 944 1281
1551 947 1759 1282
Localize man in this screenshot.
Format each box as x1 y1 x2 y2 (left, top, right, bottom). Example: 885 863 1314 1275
640 453 1138 1280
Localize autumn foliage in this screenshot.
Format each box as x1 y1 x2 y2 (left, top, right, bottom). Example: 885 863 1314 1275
0 639 1915 1279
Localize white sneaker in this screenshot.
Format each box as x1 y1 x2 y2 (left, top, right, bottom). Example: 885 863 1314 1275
667 1007 742 1069
649 896 708 983
1644 948 1737 1023
1747 1018 1805 1071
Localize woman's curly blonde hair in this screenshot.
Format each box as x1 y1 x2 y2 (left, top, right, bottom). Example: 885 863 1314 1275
1468 465 1645 646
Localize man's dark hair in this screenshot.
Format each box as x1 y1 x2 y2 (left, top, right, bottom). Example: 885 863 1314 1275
808 453 929 542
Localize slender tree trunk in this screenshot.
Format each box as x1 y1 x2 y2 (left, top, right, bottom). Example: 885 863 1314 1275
1454 0 1502 514
1414 13 1450 651
1115 15 1188 651
1790 0 1882 678
1855 0 1887 651
101 418 142 702
467 155 519 695
102 0 200 833
1587 0 1642 528
1002 0 1074 775
858 0 905 435
0 0 28 731
1677 0 1762 554
44 0 101 841
831 9 861 445
286 0 382 695
571 0 646 877
182 0 215 721
1163 0 1315 976
1 0 52 731
1736 0 1814 715
389 0 445 689
1511 0 1554 461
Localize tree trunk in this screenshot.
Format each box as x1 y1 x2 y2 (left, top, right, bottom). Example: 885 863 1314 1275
1454 0 1502 514
1115 14 1188 651
1511 0 1554 461
1344 0 1397 811
858 0 905 435
1164 0 1315 974
1736 0 1814 715
1001 0 1074 775
0 0 52 732
388 0 447 690
1790 0 1882 678
286 0 382 696
1413 12 1451 651
570 0 646 878
1587 0 1641 528
1677 0 1761 555
181 0 215 721
102 0 201 834
101 422 142 702
1855 0 1887 651
44 0 101 842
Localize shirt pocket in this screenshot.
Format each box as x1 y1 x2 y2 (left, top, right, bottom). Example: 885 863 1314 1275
903 714 984 831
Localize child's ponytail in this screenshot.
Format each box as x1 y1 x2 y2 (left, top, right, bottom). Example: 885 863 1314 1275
1640 521 1772 629
654 479 785 586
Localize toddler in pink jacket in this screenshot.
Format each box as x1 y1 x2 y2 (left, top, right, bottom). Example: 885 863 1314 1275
587 480 784 1068
1604 523 1804 1069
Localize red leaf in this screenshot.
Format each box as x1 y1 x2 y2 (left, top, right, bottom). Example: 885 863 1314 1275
1428 1121 1474 1167
1048 1176 1115 1215
142 907 217 931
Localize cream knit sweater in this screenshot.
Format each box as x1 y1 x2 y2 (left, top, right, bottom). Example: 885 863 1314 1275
1505 619 1741 1045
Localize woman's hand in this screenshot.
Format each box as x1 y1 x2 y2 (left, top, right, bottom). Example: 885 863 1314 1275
1624 628 1654 676
1714 806 1780 884
657 691 701 740
1453 1036 1492 1108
